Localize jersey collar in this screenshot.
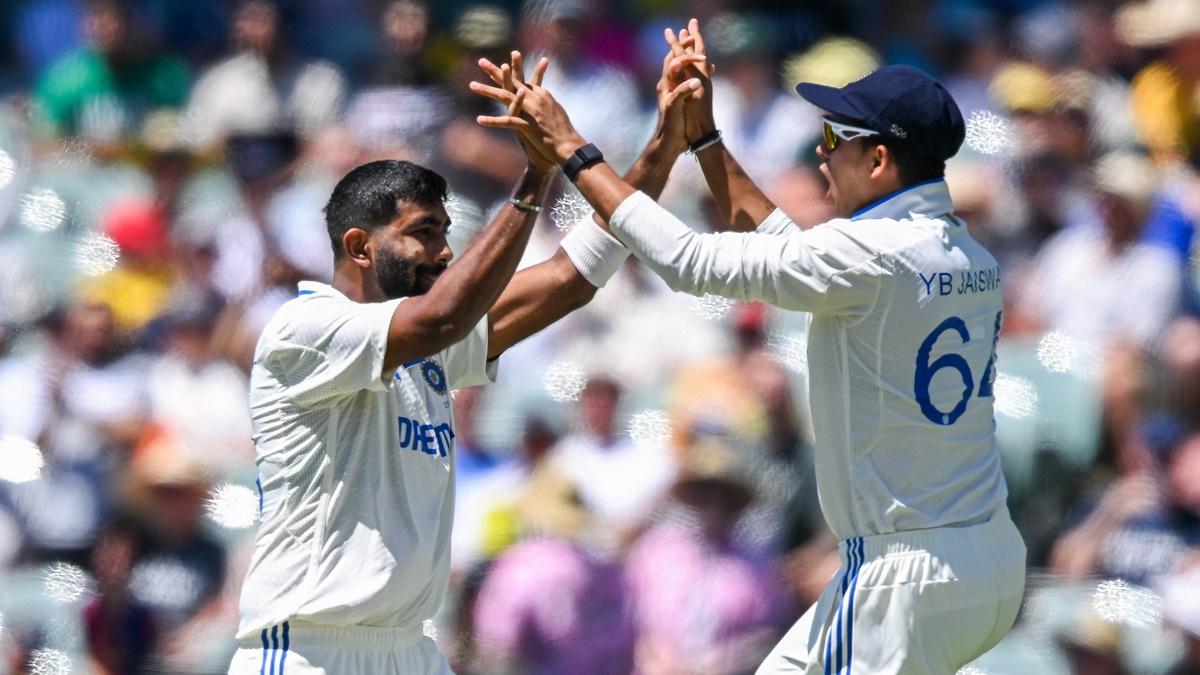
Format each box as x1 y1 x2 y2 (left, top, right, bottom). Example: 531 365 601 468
849 178 954 222
297 280 339 298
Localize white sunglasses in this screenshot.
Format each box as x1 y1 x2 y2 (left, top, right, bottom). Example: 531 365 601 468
822 117 880 151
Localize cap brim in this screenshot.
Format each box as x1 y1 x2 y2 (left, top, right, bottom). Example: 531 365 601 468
796 82 870 124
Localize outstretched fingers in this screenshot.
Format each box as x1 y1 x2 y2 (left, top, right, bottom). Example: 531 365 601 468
478 57 507 87
531 56 549 87
511 50 526 86
473 84 528 129
482 53 547 94
667 25 715 77
664 27 687 58
469 80 516 105
475 114 532 130
689 18 706 56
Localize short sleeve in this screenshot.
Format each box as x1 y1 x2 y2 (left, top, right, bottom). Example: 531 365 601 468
443 314 497 390
261 296 403 407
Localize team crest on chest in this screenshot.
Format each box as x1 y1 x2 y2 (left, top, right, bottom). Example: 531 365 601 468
421 360 447 395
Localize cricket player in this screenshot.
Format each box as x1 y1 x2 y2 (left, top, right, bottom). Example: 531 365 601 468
470 25 1026 674
226 53 713 674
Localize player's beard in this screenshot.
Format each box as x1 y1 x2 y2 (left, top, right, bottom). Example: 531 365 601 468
373 249 445 299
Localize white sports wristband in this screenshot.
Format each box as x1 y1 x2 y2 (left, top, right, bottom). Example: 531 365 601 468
559 215 629 288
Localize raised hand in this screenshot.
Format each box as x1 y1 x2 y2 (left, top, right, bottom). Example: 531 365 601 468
474 49 704 172
665 18 718 144
471 51 590 165
654 47 710 153
474 52 558 172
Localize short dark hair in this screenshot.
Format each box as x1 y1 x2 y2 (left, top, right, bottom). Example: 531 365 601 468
323 160 448 258
875 139 945 185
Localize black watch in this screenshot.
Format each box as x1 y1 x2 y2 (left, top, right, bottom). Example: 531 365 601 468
562 143 604 182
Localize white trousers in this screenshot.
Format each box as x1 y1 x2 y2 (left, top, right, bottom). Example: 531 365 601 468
228 622 452 675
757 512 1026 675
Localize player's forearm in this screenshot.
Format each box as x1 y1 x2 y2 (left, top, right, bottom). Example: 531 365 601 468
486 139 673 358
486 249 596 359
694 144 776 232
432 167 552 323
627 134 687 201
584 133 685 231
390 168 551 355
573 161 637 228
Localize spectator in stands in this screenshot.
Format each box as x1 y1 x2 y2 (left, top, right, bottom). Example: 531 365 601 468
707 13 825 188
449 415 567 672
472 534 634 675
672 303 821 557
344 0 452 165
42 297 148 455
2 3 1199 673
551 376 676 545
83 518 158 675
146 302 253 473
1013 151 1184 467
626 437 789 674
435 5 530 208
371 0 437 87
33 0 188 144
1051 424 1200 585
86 198 174 333
184 0 345 151
450 386 522 574
1117 0 1200 164
520 0 641 171
470 412 629 675
123 430 227 670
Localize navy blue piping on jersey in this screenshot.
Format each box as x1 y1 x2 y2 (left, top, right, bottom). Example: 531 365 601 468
279 622 290 673
259 629 269 675
846 538 864 674
297 290 315 295
849 178 944 220
403 358 424 368
259 623 291 674
836 543 851 672
824 590 836 673
825 537 865 674
825 551 849 674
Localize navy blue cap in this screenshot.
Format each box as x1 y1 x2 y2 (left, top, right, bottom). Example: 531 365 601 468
797 65 965 162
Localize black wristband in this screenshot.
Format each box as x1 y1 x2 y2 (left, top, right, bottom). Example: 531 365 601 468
562 143 604 182
687 129 723 155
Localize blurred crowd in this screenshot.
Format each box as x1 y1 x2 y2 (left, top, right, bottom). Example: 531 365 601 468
0 0 1198 673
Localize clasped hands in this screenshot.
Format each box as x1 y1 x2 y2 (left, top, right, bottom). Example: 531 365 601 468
467 18 719 174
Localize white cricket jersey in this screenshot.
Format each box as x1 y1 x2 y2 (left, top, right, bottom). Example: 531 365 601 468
609 180 1009 540
235 280 495 640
